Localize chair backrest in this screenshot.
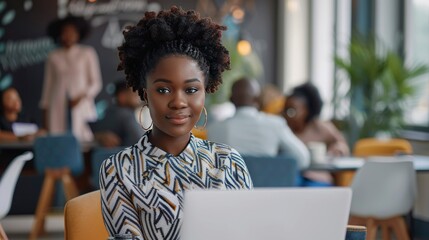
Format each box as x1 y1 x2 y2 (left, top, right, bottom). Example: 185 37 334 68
91 147 122 189
0 151 33 219
64 190 109 240
353 138 413 157
242 155 298 187
350 158 417 218
33 134 83 175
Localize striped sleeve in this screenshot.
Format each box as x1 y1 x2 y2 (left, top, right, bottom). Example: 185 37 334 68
99 157 143 239
226 148 254 189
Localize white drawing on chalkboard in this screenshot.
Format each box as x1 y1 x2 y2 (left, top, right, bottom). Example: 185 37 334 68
0 0 55 87
58 0 68 18
101 17 123 49
24 0 33 11
58 0 161 49
0 0 15 87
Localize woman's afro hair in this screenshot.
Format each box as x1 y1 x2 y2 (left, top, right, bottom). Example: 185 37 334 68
118 6 231 99
47 15 90 43
290 82 323 123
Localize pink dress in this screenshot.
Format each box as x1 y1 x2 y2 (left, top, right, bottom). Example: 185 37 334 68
40 44 102 142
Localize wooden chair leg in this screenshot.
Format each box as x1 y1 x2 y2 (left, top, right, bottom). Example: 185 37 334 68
391 216 410 240
381 221 391 240
29 173 56 240
365 218 378 240
333 171 355 186
0 223 8 240
62 171 79 201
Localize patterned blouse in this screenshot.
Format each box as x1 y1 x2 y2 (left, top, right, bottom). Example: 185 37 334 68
99 132 253 239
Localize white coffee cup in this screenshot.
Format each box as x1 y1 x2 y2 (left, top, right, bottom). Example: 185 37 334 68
307 141 327 164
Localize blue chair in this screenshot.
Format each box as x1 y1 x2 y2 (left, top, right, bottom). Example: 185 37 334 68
242 155 298 187
90 147 122 189
30 134 84 239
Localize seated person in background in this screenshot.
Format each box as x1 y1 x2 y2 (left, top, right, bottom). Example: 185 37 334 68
283 82 350 185
91 80 144 148
0 87 45 141
208 77 310 169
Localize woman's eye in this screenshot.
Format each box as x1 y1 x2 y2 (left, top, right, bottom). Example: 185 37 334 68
186 87 198 94
157 88 170 94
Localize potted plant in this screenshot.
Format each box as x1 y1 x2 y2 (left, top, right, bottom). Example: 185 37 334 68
334 35 429 145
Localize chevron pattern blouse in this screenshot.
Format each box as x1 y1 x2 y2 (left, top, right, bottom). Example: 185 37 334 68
99 132 253 239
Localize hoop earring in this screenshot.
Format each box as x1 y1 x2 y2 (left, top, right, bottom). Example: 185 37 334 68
139 104 153 131
195 107 208 130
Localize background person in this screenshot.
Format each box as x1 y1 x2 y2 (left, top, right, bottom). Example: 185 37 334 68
99 6 253 239
91 80 144 148
0 87 45 141
40 16 102 142
283 82 350 185
208 77 310 169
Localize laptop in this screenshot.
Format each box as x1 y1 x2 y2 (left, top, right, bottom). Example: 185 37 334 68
181 188 352 240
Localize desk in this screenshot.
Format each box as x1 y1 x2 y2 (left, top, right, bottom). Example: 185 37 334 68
0 140 97 152
308 155 429 172
0 141 33 150
306 155 429 186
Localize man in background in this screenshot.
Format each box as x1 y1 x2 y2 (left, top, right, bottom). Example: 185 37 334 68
91 80 144 148
208 77 310 169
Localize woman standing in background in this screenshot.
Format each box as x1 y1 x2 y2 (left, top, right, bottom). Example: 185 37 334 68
40 16 101 141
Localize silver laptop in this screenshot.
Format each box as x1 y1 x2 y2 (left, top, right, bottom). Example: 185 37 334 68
181 188 352 240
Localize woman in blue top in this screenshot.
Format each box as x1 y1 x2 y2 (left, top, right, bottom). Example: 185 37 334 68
99 6 253 239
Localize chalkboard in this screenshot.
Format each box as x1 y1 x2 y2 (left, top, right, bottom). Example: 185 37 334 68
0 0 276 126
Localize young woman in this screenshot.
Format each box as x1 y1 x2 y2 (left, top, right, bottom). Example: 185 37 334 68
99 6 253 239
283 83 349 186
40 16 102 142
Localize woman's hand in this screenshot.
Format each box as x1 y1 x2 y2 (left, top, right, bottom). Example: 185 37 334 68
69 94 86 108
328 142 349 156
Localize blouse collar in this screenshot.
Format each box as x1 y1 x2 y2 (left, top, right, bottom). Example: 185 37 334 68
136 131 198 165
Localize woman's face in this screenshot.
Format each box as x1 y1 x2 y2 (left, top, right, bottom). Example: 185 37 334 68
60 24 79 48
2 88 22 114
282 96 308 132
145 55 206 139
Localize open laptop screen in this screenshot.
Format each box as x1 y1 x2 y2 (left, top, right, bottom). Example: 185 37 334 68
181 188 352 240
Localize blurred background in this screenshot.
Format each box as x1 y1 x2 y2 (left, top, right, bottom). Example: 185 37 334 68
1 0 429 239
1 0 429 148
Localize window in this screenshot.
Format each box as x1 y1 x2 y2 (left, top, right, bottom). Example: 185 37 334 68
405 0 429 127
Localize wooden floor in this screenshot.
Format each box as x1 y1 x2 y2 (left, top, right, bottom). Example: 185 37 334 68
1 214 64 240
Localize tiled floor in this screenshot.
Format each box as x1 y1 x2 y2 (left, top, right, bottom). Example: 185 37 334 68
1 214 64 240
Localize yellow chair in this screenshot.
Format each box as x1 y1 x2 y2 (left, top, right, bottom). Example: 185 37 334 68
262 96 285 115
191 128 207 140
335 137 413 186
353 138 413 157
64 190 109 240
259 84 286 115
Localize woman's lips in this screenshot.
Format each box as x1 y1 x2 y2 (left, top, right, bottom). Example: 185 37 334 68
166 115 190 125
